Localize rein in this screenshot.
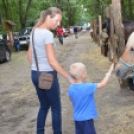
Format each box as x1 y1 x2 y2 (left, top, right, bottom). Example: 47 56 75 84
119 58 134 83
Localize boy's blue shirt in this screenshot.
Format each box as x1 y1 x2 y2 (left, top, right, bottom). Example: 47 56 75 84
68 83 98 121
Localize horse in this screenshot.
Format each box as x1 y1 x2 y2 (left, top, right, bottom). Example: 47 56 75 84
114 32 134 90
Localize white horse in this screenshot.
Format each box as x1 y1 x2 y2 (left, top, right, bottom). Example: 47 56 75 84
114 32 134 80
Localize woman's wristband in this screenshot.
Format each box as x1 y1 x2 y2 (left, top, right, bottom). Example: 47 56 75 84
105 73 111 77
67 76 72 81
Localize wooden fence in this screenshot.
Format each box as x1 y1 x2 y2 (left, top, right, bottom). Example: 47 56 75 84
91 0 132 90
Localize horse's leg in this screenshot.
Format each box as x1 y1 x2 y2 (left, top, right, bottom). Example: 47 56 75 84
127 77 134 91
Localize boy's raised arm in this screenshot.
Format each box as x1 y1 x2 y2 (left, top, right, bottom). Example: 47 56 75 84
97 63 114 89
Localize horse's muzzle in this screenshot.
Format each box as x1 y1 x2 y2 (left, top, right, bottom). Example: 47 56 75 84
114 63 129 78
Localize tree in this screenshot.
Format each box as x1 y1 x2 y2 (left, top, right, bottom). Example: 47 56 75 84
128 0 134 20
0 0 134 34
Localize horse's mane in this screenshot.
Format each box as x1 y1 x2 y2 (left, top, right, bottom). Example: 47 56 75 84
126 32 134 47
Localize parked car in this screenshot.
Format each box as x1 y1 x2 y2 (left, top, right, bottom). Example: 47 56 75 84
0 39 11 62
0 34 3 40
63 28 69 37
17 27 32 50
70 26 74 33
13 32 19 36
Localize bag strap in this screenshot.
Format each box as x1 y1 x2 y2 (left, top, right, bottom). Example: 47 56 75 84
32 30 40 74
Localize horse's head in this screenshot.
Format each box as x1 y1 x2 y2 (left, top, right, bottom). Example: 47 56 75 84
114 32 134 78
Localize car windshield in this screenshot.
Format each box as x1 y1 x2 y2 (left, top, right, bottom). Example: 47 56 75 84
0 34 3 40
0 39 6 45
19 27 32 36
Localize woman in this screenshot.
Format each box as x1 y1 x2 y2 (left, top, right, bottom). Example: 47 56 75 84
27 7 74 134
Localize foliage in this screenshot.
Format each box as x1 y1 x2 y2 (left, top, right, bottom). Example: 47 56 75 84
0 0 134 34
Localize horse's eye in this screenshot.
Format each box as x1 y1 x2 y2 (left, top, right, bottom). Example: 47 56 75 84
131 47 134 51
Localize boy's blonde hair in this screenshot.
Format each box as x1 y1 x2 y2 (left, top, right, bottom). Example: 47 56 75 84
69 63 86 79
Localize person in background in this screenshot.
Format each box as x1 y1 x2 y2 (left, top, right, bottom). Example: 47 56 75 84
56 25 63 45
27 7 75 134
68 62 114 134
13 36 20 52
73 26 78 38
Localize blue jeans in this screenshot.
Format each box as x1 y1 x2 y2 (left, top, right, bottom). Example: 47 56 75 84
31 70 62 134
58 36 63 44
75 119 96 134
14 43 20 51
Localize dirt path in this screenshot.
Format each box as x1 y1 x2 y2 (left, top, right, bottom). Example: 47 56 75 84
0 31 134 134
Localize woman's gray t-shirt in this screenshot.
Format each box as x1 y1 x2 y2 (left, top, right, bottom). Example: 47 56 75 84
30 28 56 71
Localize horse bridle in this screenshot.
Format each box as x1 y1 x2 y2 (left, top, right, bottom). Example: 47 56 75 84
119 58 134 83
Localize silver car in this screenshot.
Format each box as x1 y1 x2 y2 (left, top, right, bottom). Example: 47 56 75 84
18 27 32 49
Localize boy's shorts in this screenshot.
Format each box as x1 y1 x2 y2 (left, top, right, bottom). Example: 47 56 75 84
75 119 96 134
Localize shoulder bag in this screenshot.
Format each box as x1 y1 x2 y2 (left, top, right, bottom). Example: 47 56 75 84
32 30 53 90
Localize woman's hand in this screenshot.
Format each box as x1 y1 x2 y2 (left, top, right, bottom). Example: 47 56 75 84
69 77 75 83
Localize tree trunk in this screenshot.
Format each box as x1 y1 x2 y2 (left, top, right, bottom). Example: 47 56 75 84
67 0 72 26
19 0 32 28
1 0 8 19
0 11 2 24
111 0 129 91
24 0 32 26
18 0 23 27
95 0 101 15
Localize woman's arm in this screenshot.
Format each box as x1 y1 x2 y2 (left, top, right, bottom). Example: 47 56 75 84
27 45 32 64
45 44 74 83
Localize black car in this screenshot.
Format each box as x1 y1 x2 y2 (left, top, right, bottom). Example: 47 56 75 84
0 39 11 62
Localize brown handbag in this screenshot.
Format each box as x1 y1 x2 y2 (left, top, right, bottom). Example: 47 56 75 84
32 31 53 90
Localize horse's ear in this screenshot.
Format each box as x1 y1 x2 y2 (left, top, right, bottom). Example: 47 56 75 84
126 32 134 46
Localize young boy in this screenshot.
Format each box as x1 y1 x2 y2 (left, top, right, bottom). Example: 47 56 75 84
68 63 114 134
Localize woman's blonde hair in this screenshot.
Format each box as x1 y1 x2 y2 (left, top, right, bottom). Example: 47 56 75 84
69 63 86 79
33 7 62 30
